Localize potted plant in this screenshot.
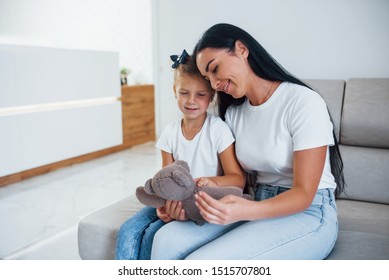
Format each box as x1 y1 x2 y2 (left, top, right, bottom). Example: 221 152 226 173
120 67 131 85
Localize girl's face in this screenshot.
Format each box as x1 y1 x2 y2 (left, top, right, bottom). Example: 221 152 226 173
174 73 213 120
196 41 250 99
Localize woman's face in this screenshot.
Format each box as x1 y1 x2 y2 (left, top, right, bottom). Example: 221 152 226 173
196 41 250 99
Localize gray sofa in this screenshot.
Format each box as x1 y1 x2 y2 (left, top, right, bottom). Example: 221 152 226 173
78 78 389 260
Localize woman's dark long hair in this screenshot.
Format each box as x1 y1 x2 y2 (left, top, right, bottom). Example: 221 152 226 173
193 23 345 197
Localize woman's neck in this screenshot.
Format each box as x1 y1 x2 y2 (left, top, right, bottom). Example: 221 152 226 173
247 77 281 106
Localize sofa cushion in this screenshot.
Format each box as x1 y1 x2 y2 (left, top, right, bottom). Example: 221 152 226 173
341 78 389 148
339 145 389 204
326 199 389 259
336 199 389 235
326 231 389 260
78 196 143 260
304 79 345 141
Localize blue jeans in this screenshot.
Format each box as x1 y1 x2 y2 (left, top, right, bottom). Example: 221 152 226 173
115 206 165 260
151 186 338 260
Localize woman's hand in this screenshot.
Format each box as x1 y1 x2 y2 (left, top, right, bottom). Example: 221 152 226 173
157 200 187 223
195 191 253 225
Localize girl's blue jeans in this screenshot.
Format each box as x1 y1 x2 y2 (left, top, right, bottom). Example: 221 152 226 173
115 206 165 260
150 186 338 260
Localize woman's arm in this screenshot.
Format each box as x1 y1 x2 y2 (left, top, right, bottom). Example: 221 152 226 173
195 146 327 224
196 144 246 188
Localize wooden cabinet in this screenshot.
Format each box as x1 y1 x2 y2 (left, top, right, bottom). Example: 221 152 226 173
121 85 156 147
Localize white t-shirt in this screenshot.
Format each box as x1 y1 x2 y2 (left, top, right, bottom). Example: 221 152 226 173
156 113 235 179
225 82 336 189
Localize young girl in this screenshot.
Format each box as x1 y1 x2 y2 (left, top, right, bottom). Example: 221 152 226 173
115 50 245 260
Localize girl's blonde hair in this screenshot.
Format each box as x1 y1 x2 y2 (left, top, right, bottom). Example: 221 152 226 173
173 55 215 100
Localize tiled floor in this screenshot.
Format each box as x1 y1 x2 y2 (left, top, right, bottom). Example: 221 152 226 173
0 142 161 259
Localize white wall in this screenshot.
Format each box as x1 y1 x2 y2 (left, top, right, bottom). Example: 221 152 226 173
0 0 153 84
152 0 389 136
0 0 153 176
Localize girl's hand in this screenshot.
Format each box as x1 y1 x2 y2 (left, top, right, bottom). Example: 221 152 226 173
164 200 187 221
195 191 252 225
156 206 173 223
195 177 218 187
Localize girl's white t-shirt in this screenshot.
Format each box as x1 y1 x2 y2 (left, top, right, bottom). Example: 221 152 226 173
156 113 235 179
225 82 336 189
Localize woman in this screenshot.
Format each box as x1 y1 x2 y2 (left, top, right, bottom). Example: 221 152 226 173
151 23 344 260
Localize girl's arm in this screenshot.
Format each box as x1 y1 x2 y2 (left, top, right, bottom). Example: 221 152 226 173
196 144 246 189
161 150 174 167
195 146 327 224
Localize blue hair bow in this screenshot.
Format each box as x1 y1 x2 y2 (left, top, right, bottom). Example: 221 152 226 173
170 49 189 69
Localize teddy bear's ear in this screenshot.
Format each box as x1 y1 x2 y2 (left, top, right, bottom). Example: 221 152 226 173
136 186 166 208
175 160 190 171
172 169 194 188
143 179 154 194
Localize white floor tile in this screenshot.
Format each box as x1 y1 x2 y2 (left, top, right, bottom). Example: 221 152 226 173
0 142 160 259
4 226 80 260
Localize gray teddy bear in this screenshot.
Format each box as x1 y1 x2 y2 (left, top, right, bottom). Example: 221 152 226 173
136 160 251 225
